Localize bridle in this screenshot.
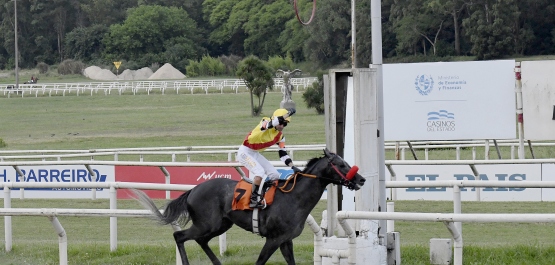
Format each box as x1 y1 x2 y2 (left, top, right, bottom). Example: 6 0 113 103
325 154 359 189
280 153 359 190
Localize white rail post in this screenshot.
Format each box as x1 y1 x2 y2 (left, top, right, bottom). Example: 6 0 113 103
387 202 395 232
453 185 462 234
48 216 68 265
484 140 490 160
171 224 182 265
109 186 117 251
4 186 12 252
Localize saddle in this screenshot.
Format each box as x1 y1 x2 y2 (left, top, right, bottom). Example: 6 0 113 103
232 179 278 210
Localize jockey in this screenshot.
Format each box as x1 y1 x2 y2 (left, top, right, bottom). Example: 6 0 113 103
238 108 302 208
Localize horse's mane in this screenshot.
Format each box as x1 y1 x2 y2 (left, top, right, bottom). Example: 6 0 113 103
305 154 324 170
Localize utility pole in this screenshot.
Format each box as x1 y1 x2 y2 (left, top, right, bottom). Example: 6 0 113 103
14 0 19 88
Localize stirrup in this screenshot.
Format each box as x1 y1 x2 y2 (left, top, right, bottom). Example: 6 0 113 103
249 193 261 208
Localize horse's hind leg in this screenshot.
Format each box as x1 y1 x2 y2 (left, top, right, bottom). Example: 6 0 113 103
173 230 190 265
196 238 221 265
255 238 282 265
174 219 233 265
279 240 296 265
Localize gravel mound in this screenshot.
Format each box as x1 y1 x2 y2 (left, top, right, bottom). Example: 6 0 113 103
83 66 117 81
148 63 186 80
116 67 153 81
83 64 181 81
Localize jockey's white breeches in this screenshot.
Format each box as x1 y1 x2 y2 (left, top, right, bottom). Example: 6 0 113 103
237 145 280 181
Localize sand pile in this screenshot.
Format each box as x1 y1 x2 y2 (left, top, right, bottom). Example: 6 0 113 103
83 64 183 81
116 67 153 81
148 63 185 80
83 66 117 80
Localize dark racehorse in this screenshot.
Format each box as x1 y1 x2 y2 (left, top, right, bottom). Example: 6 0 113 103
133 149 366 265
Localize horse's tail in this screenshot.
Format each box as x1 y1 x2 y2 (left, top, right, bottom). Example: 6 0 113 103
132 189 191 227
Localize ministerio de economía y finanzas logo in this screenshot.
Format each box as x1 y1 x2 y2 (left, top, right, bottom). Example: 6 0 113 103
415 74 434 96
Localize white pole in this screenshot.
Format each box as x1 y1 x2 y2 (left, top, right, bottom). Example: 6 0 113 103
371 0 387 242
110 186 117 251
515 62 525 159
351 0 356 68
386 202 394 232
49 216 68 265
14 0 19 89
4 186 12 252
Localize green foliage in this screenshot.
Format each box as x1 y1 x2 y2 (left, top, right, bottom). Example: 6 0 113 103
267 55 295 72
0 138 6 148
186 55 228 76
198 55 226 76
236 55 275 116
301 0 351 68
3 0 555 74
185 60 201 77
462 0 518 60
57 60 85 75
218 54 242 75
103 5 202 67
36 62 49 74
0 54 6 70
65 25 109 62
302 71 325 114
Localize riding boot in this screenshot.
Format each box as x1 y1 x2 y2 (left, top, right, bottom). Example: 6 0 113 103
249 184 261 208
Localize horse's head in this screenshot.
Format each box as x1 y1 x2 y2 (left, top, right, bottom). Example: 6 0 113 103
322 148 366 190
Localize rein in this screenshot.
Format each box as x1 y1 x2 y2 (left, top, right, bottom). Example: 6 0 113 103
278 172 316 193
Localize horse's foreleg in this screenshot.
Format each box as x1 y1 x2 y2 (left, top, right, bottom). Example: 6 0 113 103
255 239 281 265
279 240 296 265
173 231 190 265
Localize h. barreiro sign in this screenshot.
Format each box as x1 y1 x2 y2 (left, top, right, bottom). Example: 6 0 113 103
0 165 296 199
0 165 114 199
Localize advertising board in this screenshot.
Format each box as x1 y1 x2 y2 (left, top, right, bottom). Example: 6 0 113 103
386 164 542 201
0 165 115 199
521 60 555 140
383 60 516 141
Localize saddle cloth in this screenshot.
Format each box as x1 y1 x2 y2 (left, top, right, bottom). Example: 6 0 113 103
232 179 277 210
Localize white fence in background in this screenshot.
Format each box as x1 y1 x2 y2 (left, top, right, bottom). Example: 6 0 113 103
1 181 193 265
375 178 555 265
0 140 552 162
0 77 318 97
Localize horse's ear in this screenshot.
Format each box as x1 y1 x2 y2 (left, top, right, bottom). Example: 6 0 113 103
323 148 332 157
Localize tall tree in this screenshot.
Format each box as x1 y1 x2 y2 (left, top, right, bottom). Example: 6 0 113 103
243 0 291 59
236 55 275 116
81 0 137 27
204 0 246 56
427 0 466 55
391 0 447 56
302 0 351 67
103 5 203 67
462 0 518 60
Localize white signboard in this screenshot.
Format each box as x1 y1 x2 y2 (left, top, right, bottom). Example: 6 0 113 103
541 164 555 201
0 165 115 198
521 60 555 140
386 164 542 201
383 60 516 141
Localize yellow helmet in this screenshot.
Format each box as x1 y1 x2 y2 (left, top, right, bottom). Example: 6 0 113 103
272 108 291 122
